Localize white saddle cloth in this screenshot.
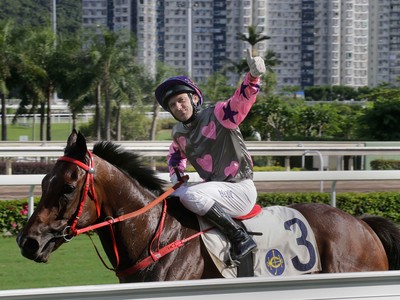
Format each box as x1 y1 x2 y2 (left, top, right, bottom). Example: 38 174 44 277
198 205 321 278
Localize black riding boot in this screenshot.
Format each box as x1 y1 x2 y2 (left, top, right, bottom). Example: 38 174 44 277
204 203 257 263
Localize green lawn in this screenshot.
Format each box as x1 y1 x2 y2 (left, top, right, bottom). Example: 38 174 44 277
0 235 118 290
156 129 172 140
6 123 76 141
5 124 172 141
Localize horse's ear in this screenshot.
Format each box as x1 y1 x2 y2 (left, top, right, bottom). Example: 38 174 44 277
66 129 78 148
76 131 88 156
64 129 87 159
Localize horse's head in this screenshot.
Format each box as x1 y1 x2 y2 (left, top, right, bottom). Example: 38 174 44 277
17 130 100 262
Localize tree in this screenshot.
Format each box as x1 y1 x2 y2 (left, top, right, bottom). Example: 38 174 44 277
198 72 235 104
88 29 137 140
261 49 280 94
0 20 16 140
243 95 301 141
225 25 271 77
112 60 142 141
51 32 95 131
0 0 82 36
360 84 400 102
299 104 336 137
357 97 400 141
144 62 179 141
227 24 279 93
11 27 57 141
237 25 270 56
304 85 361 102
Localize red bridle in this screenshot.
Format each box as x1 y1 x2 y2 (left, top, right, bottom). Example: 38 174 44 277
58 150 100 239
56 150 194 277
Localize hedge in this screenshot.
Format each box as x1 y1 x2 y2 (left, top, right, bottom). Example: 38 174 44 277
370 159 400 170
0 161 54 174
1 199 30 236
2 191 400 236
258 191 400 221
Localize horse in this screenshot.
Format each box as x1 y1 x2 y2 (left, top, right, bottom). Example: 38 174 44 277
17 130 400 282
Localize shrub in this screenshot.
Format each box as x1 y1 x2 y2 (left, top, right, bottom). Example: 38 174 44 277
258 191 400 222
0 200 33 236
0 161 54 174
370 159 400 170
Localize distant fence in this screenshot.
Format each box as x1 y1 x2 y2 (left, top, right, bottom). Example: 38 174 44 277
2 141 400 174
2 170 400 217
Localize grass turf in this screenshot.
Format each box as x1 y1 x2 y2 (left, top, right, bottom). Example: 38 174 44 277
0 234 118 290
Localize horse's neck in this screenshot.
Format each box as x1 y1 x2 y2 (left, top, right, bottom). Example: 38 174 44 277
95 163 162 265
95 162 201 279
98 193 200 279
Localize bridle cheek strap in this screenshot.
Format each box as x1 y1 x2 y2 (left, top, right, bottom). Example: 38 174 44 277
58 150 100 235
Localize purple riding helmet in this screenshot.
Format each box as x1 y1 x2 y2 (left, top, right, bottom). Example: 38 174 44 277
155 76 204 111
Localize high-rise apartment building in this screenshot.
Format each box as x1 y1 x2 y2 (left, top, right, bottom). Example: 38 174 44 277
159 0 247 84
369 1 400 87
82 0 400 89
82 0 157 76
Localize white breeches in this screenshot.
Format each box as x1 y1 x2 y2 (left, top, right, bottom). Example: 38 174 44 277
172 179 257 217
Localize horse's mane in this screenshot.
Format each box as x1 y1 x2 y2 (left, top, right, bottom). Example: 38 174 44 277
92 141 166 195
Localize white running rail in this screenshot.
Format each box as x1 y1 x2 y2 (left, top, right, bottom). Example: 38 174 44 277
1 271 400 299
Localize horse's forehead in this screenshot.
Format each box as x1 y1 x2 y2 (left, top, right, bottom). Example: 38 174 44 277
46 163 85 186
61 160 87 174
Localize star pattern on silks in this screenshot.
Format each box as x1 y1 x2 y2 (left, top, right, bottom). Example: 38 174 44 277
169 147 183 167
222 101 239 124
240 82 249 100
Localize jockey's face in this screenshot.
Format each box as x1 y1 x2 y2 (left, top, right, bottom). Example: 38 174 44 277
168 93 198 122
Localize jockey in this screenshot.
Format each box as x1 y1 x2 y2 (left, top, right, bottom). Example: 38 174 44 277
155 50 266 264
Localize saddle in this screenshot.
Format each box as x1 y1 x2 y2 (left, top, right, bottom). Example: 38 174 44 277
198 205 321 278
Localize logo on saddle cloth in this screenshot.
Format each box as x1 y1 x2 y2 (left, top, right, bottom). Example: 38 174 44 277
265 249 285 276
198 206 321 278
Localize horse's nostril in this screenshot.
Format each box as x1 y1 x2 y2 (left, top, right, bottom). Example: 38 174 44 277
19 236 40 260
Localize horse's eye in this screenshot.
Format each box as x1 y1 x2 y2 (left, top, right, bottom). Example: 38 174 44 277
63 184 75 195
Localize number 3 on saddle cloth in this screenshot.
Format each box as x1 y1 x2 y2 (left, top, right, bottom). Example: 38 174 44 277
198 205 322 278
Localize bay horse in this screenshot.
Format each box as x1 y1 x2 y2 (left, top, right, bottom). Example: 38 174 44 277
17 130 400 282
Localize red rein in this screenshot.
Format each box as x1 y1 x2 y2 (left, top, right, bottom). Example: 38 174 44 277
57 150 193 277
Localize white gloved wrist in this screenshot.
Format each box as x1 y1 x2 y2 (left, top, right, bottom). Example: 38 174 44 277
246 49 266 77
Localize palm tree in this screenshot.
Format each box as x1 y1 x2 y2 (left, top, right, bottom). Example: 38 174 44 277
52 32 95 131
261 49 281 94
225 25 271 77
147 62 177 141
237 24 270 56
0 20 15 140
14 27 57 141
239 25 281 93
263 49 280 73
112 60 141 141
88 29 137 140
